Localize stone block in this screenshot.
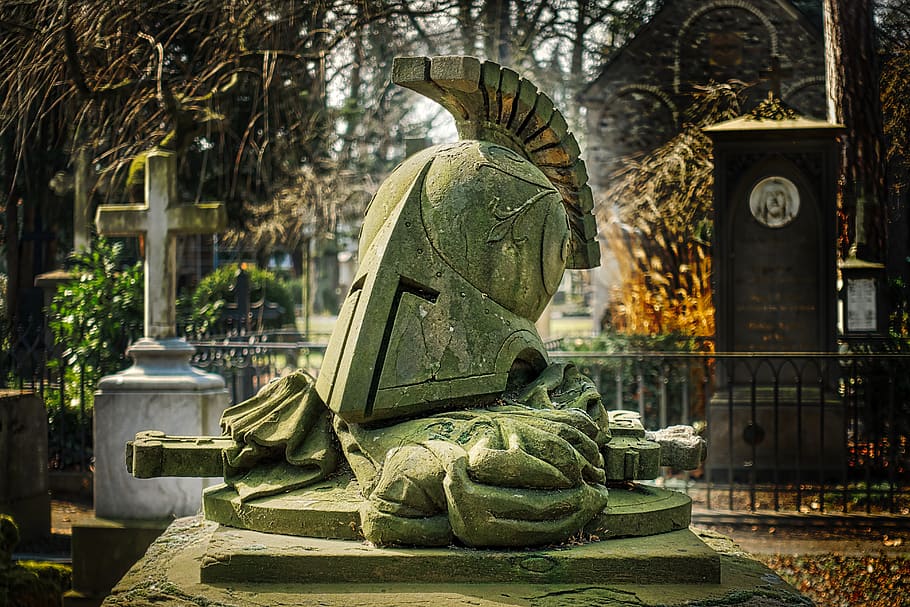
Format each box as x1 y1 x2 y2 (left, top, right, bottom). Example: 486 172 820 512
102 516 810 607
707 389 846 481
0 391 50 543
199 526 719 585
94 387 228 519
66 517 169 605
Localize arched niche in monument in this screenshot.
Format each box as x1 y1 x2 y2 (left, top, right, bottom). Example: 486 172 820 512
784 77 827 120
726 157 823 355
593 86 677 177
674 2 776 96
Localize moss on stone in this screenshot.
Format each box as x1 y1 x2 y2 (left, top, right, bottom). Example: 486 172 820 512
0 515 73 607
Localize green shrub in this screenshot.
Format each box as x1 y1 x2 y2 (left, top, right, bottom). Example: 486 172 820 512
182 264 295 334
281 276 304 306
48 239 143 407
562 332 708 353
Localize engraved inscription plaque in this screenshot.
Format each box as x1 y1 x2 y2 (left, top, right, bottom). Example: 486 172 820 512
734 180 817 352
846 278 877 332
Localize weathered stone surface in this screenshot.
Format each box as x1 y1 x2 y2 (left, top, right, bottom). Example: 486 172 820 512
0 391 50 543
315 140 566 425
647 424 708 470
95 150 226 341
392 55 599 269
127 431 233 479
202 476 362 540
603 435 661 480
585 483 691 538
199 526 719 585
204 475 694 543
102 516 812 607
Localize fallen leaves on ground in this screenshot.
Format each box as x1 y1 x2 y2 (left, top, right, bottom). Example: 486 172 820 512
760 553 909 607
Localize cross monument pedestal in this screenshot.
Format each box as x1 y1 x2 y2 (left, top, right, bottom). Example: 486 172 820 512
66 149 231 607
91 149 230 519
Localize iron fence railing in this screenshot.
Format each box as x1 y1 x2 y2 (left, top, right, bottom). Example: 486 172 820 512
551 350 909 515
3 317 907 516
189 337 327 403
0 315 327 473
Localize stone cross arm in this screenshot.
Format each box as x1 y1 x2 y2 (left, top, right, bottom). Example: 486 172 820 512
127 430 234 478
126 412 707 482
95 202 227 237
94 149 227 339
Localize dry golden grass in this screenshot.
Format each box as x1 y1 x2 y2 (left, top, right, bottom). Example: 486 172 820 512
596 82 747 341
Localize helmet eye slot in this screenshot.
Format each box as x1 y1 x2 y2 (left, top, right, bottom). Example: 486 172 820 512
365 277 440 418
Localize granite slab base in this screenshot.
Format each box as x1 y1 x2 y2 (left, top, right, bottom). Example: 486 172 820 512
63 516 171 607
201 525 719 585
202 474 693 540
102 516 812 607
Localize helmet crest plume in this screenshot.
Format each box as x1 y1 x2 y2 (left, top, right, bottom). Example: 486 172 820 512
392 56 600 269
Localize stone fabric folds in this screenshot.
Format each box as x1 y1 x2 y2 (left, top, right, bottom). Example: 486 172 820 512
219 364 615 547
221 371 340 502
336 363 612 547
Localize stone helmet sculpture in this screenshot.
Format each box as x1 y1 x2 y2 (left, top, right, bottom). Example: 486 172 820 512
315 56 600 424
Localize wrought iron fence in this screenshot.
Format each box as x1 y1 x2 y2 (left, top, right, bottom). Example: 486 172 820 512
189 336 326 403
0 314 326 474
551 350 910 515
4 312 907 516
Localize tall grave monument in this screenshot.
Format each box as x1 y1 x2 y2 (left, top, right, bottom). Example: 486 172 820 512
92 148 230 518
704 92 844 479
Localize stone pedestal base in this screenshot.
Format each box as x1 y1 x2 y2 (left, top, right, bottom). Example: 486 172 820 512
203 474 694 541
63 517 169 607
707 386 845 482
0 391 50 544
93 338 229 518
102 516 811 607
201 526 720 585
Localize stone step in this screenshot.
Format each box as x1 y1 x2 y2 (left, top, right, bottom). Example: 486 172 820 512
199 527 720 585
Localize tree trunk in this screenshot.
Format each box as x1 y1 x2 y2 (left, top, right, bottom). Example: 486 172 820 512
824 0 887 261
458 0 477 55
339 28 364 165
2 131 20 329
483 0 511 65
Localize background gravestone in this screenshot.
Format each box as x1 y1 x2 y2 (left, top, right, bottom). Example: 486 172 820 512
704 113 843 479
65 149 229 607
578 0 827 325
92 148 229 519
0 391 50 544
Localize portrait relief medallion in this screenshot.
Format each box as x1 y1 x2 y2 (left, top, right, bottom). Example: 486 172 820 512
749 176 800 228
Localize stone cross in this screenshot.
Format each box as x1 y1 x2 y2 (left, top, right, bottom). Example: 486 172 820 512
759 55 793 100
73 145 94 252
95 149 227 340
